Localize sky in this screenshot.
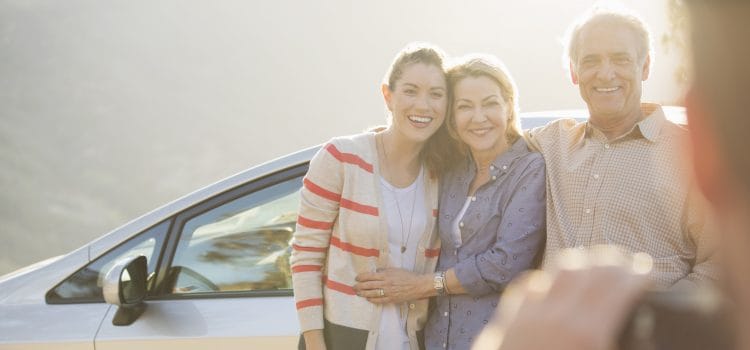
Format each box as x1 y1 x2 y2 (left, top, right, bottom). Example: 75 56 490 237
0 0 684 274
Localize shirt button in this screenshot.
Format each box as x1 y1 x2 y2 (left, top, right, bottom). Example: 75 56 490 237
585 209 591 214
604 144 610 149
443 343 447 348
491 175 497 180
459 221 464 227
471 197 476 202
409 303 416 309
489 165 495 170
502 165 508 170
444 312 448 317
593 174 599 179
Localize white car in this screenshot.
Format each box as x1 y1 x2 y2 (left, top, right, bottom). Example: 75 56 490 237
0 111 684 349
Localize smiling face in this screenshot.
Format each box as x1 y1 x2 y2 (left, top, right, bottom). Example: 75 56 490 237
572 20 650 123
452 75 509 155
383 62 447 144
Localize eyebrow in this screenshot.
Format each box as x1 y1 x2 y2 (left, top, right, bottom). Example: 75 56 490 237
455 94 501 103
581 54 600 61
401 83 446 91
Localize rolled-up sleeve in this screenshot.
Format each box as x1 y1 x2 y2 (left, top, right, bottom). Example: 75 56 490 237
454 156 546 296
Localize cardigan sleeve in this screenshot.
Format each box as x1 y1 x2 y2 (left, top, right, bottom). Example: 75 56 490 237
290 140 345 332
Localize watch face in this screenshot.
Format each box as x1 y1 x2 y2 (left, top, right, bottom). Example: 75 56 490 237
434 272 445 295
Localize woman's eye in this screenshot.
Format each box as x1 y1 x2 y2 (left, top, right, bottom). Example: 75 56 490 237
456 104 471 110
404 89 417 95
431 92 444 99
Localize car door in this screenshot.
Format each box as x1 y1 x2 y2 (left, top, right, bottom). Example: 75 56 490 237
94 165 306 349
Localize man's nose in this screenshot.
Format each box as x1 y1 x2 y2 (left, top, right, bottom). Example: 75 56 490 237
596 61 616 80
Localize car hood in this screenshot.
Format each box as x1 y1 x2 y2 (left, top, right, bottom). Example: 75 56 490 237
0 255 63 282
0 248 87 304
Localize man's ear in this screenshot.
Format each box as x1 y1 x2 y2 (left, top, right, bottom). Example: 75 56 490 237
641 54 651 81
686 87 725 206
569 62 579 85
382 84 393 111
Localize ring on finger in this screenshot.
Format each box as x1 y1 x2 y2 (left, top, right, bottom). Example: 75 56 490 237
378 288 385 297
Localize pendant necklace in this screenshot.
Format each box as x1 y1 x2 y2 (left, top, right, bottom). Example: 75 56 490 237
379 133 418 255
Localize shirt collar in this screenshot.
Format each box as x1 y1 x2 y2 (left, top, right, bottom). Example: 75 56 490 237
464 137 529 175
584 103 666 143
636 103 666 142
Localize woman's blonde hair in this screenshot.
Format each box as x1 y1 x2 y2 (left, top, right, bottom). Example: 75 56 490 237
446 54 522 155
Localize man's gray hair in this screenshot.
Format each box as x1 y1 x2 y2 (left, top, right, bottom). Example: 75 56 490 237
563 6 653 72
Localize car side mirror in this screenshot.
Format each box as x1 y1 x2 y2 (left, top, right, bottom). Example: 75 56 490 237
103 255 148 326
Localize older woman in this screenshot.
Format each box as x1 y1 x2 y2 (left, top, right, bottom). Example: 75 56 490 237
354 54 546 349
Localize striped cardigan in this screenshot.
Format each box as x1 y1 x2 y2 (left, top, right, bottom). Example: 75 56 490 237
290 132 441 350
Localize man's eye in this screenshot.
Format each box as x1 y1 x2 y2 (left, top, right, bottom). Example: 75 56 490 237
404 89 417 95
431 92 444 99
614 58 630 64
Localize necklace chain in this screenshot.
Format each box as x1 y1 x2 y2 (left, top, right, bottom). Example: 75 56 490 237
378 133 418 256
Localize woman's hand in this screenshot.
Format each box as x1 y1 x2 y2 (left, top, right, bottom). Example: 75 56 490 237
353 268 434 304
302 329 327 350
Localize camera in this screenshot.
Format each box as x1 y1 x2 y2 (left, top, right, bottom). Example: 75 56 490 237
618 286 735 350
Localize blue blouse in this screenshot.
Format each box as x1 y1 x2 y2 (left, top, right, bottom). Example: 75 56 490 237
424 138 546 349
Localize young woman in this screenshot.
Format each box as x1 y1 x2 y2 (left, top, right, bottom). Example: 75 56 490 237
353 55 546 349
291 43 454 350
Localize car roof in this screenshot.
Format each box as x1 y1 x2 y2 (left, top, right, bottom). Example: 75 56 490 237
88 107 686 257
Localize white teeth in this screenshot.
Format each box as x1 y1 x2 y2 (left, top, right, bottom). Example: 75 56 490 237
470 128 491 136
409 115 432 123
596 87 619 92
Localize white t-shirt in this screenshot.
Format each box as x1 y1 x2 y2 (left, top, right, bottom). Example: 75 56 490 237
451 197 474 249
375 166 426 350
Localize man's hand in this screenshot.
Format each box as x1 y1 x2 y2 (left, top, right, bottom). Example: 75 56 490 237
473 247 653 350
353 268 433 304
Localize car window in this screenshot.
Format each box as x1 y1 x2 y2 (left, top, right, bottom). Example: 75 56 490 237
46 220 169 304
165 175 302 295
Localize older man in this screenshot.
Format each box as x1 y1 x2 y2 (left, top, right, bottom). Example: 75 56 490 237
525 8 716 288
474 3 749 350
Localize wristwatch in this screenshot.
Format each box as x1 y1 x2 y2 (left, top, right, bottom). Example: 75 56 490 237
433 271 447 296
